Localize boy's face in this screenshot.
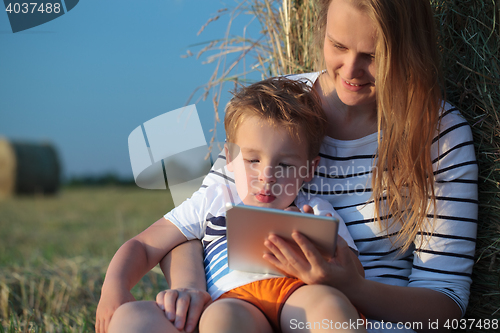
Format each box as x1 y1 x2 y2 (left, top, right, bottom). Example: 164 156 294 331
226 116 319 210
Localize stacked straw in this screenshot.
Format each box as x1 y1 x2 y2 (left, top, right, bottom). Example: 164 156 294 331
433 0 500 321
0 138 16 199
192 0 500 325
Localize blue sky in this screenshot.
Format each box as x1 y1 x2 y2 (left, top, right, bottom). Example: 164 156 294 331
0 0 261 179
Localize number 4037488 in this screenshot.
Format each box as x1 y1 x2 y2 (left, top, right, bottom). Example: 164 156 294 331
444 319 499 330
5 2 62 14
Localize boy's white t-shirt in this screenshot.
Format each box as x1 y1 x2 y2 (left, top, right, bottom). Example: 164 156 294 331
165 183 357 301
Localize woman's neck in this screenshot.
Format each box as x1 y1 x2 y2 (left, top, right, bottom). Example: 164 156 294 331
314 76 378 140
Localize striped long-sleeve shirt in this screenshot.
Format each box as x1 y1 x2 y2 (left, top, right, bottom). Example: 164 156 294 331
199 72 478 316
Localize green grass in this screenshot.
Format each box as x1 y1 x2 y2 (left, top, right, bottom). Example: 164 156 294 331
0 187 174 332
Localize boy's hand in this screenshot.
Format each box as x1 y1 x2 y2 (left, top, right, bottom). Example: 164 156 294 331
95 287 136 333
284 204 314 214
156 288 212 333
300 204 315 214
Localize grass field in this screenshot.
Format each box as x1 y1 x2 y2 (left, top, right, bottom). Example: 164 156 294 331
0 186 174 332
1 186 496 332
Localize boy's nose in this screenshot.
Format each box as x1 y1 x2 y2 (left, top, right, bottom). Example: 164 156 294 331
259 165 277 184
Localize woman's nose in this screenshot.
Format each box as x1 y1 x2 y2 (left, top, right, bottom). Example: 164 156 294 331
344 54 364 79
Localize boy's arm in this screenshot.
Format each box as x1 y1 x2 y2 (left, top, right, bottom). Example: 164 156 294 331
96 217 188 333
157 240 211 332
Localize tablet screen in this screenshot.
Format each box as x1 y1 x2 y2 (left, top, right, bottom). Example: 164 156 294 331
226 204 339 276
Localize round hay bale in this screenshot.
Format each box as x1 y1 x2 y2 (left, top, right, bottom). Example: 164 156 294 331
0 138 16 199
10 141 61 195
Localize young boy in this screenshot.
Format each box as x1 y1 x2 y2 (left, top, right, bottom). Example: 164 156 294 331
98 77 363 333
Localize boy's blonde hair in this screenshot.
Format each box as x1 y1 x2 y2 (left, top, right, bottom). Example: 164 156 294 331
225 77 327 160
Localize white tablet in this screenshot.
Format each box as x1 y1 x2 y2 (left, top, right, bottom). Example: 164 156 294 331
225 204 339 276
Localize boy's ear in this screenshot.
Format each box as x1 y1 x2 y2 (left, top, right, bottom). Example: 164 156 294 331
305 156 321 182
225 143 234 172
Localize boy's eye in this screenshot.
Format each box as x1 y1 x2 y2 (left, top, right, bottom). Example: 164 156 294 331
245 159 259 163
279 163 293 168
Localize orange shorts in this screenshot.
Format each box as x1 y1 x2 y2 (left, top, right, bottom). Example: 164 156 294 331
217 278 367 332
217 277 305 332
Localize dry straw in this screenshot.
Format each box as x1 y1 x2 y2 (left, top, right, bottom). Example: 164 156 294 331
0 257 167 331
191 0 500 324
433 0 500 321
0 139 16 200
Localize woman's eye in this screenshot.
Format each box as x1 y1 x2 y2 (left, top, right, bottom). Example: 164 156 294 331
365 53 375 60
334 44 347 51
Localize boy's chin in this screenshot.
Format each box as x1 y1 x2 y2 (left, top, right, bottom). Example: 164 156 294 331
242 197 290 210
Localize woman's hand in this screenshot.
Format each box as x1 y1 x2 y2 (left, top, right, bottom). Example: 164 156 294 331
95 286 136 333
156 288 212 333
264 232 363 290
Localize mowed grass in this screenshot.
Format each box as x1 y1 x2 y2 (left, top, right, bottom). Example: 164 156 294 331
0 186 175 332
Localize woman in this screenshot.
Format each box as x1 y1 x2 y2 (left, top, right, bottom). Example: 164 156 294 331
99 0 478 332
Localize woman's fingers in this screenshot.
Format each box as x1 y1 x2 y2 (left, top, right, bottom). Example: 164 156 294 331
266 234 309 271
333 236 351 264
157 289 177 321
173 291 191 330
291 231 325 268
157 288 189 328
264 235 288 263
263 239 294 274
184 290 212 333
156 288 211 333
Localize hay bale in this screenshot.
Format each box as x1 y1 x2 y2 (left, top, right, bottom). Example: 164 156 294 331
434 0 500 322
10 141 61 195
0 138 16 199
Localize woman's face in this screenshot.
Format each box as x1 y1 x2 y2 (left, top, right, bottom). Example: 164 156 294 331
323 0 377 109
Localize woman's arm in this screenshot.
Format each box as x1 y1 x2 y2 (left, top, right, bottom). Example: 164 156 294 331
157 240 211 333
161 240 206 289
265 232 459 333
264 109 478 332
349 278 461 330
154 152 233 332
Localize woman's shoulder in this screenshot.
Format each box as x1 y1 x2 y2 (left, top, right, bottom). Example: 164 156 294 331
438 102 470 129
434 102 474 142
432 102 477 178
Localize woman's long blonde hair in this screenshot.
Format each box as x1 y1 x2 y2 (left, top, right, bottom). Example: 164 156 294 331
316 0 443 251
